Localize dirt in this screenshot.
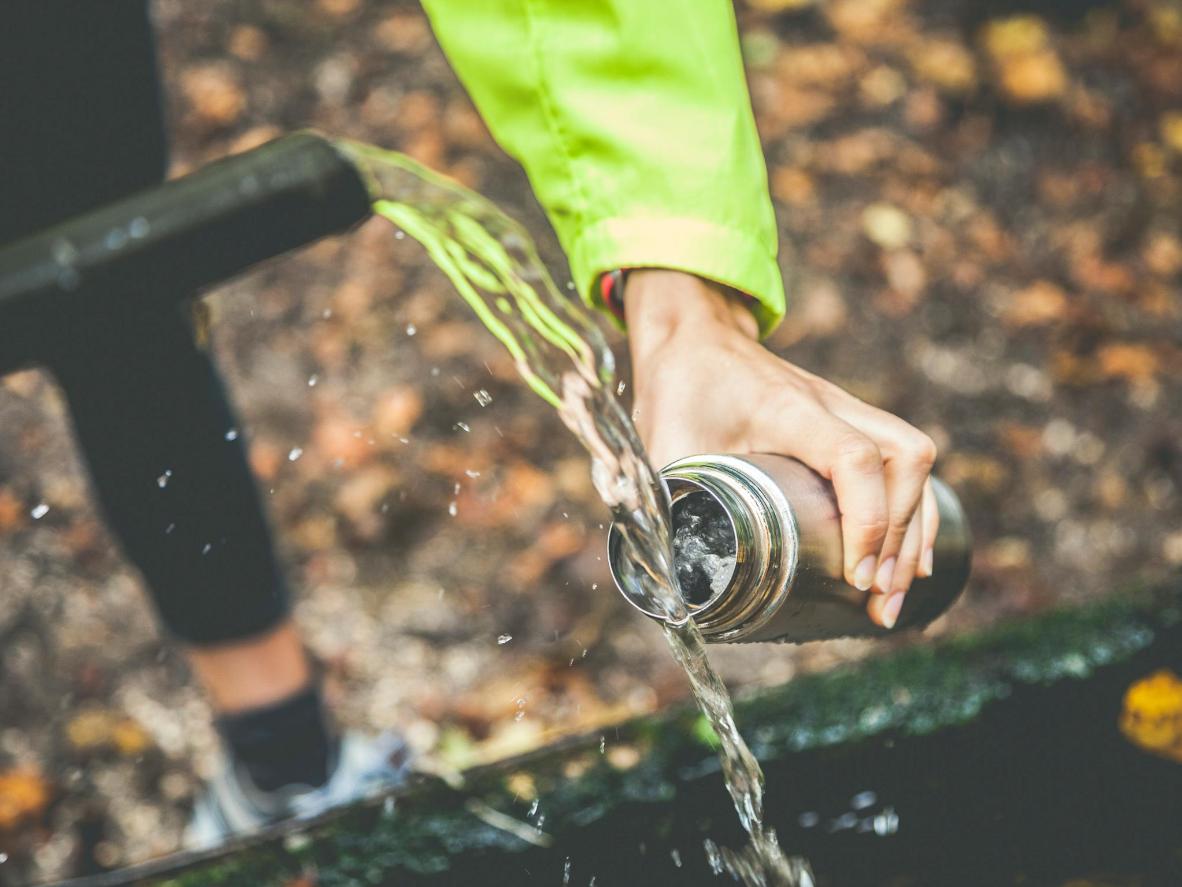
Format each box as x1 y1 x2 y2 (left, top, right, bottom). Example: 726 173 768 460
0 0 1179 882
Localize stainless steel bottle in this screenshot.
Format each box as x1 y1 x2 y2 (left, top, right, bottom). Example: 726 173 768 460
608 453 972 643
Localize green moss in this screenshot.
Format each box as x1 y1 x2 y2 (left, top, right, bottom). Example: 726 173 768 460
149 581 1179 886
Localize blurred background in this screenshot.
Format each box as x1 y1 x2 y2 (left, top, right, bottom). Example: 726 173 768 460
0 0 1179 881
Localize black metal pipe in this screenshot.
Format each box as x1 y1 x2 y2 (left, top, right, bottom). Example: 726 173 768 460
0 131 372 373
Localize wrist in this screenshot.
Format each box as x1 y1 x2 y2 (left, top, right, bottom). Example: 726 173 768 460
623 270 759 362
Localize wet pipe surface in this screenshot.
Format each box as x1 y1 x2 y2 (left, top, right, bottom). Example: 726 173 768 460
86 579 1182 887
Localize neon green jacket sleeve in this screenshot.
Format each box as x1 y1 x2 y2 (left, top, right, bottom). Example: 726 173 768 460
419 0 785 335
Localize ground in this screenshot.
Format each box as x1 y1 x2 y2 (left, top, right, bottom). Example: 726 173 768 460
0 0 1180 882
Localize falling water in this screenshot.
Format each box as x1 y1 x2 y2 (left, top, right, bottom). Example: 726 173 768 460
340 140 812 886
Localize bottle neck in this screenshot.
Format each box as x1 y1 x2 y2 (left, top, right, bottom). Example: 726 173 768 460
664 461 787 640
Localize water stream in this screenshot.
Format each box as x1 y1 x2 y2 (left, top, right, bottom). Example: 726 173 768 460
340 140 813 886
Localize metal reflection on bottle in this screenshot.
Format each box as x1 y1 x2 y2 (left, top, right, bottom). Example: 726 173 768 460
608 454 972 644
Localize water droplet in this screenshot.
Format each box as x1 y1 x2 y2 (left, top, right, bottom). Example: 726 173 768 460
224 428 239 441
394 230 406 240
288 447 303 462
322 308 333 319
591 583 599 591
828 811 859 832
165 523 176 535
464 469 481 478
474 389 493 407
872 806 899 836
454 421 470 433
798 811 820 829
105 228 129 250
129 216 150 239
201 543 213 555
406 323 417 336
52 238 78 265
670 849 682 868
599 736 606 754
30 503 49 520
562 857 572 884
156 469 173 489
851 790 877 810
307 374 319 387
616 380 626 395
0 852 7 863
448 501 458 517
497 634 512 645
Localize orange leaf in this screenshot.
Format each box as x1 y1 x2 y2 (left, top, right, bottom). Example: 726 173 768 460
0 768 51 831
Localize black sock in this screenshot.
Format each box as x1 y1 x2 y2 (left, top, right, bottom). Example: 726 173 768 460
216 683 336 792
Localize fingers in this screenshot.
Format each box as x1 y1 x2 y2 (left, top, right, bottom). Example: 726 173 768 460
867 504 923 628
917 479 939 578
798 415 889 591
822 399 936 594
871 438 935 593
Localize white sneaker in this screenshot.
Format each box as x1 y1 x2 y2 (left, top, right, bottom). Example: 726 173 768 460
185 731 412 850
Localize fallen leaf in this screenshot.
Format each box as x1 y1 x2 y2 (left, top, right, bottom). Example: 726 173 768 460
776 44 864 87
771 167 816 207
862 203 913 249
939 453 1010 493
1120 669 1182 763
1143 232 1182 277
66 709 153 758
998 281 1070 327
228 25 268 62
1096 343 1159 383
908 39 977 94
180 64 247 130
980 16 1067 104
1161 111 1182 153
0 489 24 532
0 768 50 831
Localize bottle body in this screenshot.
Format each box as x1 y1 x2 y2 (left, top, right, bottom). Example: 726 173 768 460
608 453 972 643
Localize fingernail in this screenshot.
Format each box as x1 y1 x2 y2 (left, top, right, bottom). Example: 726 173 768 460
882 592 905 629
875 557 896 593
853 555 877 591
921 548 934 577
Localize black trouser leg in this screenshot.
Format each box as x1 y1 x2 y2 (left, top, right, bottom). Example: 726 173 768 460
43 307 292 646
3 2 292 647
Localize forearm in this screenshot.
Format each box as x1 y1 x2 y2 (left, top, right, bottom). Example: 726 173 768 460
625 270 758 364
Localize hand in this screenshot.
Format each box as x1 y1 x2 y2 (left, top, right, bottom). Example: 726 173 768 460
624 270 938 629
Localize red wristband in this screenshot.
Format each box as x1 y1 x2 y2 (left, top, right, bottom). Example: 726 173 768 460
599 269 629 322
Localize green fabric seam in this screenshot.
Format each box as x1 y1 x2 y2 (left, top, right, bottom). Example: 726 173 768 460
521 0 592 256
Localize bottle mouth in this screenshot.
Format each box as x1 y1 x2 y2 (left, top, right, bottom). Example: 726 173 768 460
668 482 739 610
607 476 743 623
609 454 795 639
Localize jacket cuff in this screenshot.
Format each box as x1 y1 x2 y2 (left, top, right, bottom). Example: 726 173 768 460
569 215 786 338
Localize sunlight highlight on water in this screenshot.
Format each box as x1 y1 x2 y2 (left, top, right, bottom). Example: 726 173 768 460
341 139 812 885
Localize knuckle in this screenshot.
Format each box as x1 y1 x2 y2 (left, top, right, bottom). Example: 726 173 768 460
835 434 883 475
887 506 918 533
910 432 938 469
849 511 889 541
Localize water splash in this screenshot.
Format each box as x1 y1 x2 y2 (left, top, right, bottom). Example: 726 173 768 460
341 140 811 885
